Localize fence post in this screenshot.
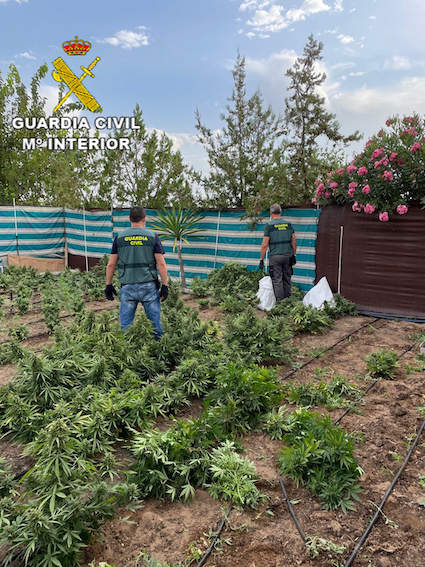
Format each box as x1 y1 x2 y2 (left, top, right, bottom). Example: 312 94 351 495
110 204 114 242
337 225 344 294
213 210 221 269
83 206 89 272
13 198 20 257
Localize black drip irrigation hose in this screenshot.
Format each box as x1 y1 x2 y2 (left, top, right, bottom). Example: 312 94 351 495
195 504 232 567
279 477 306 542
278 332 419 550
334 380 379 425
334 339 418 426
344 417 425 567
282 317 381 381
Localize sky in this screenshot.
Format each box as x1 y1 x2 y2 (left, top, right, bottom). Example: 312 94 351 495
1 0 425 175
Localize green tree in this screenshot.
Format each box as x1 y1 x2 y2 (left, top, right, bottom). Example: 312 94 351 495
96 104 200 209
150 206 206 288
284 35 362 203
196 52 286 214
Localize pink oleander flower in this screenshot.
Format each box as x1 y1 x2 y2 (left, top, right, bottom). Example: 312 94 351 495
365 140 371 147
385 118 394 127
348 181 358 190
352 201 362 212
325 191 331 198
311 197 318 205
396 204 408 215
327 172 334 178
374 160 383 169
364 203 375 214
362 185 371 195
314 178 320 186
316 186 324 196
383 158 389 166
377 129 385 137
402 127 418 136
372 148 385 159
358 166 368 176
329 182 339 189
382 170 394 181
410 142 421 152
336 168 345 175
346 164 357 174
389 152 398 162
348 188 356 197
317 183 325 191
379 212 389 222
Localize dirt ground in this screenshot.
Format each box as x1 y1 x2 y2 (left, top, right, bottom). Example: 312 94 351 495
0 302 424 567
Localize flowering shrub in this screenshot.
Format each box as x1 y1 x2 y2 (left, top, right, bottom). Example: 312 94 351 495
313 114 425 220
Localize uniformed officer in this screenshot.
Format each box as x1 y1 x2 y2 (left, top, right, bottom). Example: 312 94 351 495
104 206 168 338
259 204 297 301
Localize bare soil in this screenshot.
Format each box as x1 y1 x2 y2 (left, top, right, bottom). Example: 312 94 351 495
1 303 424 567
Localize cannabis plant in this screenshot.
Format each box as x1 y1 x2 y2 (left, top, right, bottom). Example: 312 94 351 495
365 348 400 379
206 440 261 508
224 307 293 364
190 276 209 297
205 364 283 433
278 409 362 512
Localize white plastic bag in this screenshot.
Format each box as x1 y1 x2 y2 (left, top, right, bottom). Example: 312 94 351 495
256 276 276 311
302 276 334 310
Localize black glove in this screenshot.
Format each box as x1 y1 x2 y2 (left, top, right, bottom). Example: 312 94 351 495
290 255 297 266
104 284 117 301
259 259 265 271
160 284 169 301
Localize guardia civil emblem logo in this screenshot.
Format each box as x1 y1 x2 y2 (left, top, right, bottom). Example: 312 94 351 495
52 36 101 113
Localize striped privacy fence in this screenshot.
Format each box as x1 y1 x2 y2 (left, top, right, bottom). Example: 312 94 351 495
0 205 321 292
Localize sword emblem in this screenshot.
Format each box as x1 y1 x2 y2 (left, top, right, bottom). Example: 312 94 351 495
52 57 101 113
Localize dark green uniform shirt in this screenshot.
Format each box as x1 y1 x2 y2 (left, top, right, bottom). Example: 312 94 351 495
264 217 294 256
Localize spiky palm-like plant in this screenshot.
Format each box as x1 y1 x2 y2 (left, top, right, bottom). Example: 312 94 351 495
150 206 206 288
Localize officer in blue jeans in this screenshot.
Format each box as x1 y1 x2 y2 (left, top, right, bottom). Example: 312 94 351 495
104 206 168 339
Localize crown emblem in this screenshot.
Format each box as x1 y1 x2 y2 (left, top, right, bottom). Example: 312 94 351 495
62 36 91 56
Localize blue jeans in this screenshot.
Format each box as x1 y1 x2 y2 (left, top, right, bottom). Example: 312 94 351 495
120 282 163 339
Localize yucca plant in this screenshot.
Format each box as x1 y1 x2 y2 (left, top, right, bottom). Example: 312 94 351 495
150 206 206 288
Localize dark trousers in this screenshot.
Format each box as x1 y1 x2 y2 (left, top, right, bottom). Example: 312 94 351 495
269 254 292 301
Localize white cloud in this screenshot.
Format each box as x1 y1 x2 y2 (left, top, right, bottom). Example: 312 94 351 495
369 15 377 20
349 71 366 76
384 55 412 70
239 0 270 11
337 34 354 44
15 51 36 60
331 61 356 70
244 0 331 33
331 76 425 118
97 27 149 50
259 33 270 38
350 8 355 12
247 5 286 30
334 0 343 11
286 0 331 23
245 48 298 77
237 28 244 34
246 31 256 38
0 0 28 4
